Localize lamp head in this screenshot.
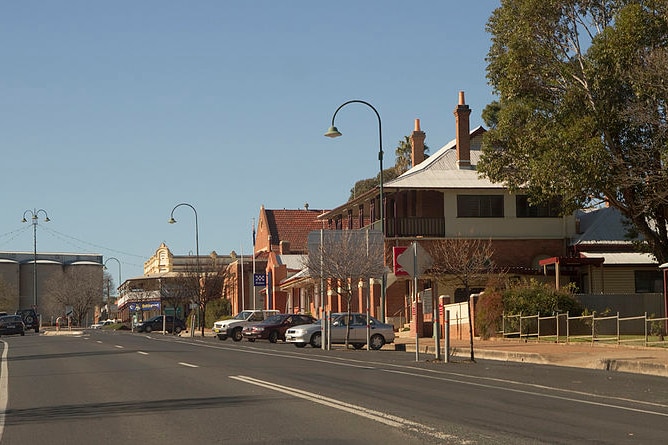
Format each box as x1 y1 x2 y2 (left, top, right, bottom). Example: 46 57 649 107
168 217 177 224
44 217 50 222
324 126 342 138
21 218 27 223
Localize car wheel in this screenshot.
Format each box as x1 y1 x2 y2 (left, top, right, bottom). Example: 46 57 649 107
294 343 306 348
247 338 255 342
174 326 182 334
310 331 322 348
145 325 152 333
369 334 385 350
34 327 39 333
352 343 364 350
232 328 243 342
268 331 279 343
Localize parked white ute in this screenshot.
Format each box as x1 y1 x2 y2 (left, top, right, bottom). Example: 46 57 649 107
213 310 280 341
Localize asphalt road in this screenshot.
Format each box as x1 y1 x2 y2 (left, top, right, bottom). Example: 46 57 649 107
2 331 668 444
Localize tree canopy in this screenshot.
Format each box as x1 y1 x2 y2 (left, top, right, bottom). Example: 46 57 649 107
347 135 429 200
479 0 668 262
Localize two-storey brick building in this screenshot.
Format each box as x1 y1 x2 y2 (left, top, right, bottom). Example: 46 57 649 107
306 92 579 324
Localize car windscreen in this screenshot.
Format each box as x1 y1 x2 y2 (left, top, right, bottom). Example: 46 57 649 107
262 314 286 324
234 311 252 320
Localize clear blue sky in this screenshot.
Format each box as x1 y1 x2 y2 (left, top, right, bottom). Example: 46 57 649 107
1 1 500 281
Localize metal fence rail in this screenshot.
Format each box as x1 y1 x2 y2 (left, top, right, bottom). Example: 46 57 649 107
501 312 668 347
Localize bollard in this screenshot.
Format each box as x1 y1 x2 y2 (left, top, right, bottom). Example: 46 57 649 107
445 310 450 363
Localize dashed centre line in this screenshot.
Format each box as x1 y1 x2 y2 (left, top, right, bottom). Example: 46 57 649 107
178 362 199 368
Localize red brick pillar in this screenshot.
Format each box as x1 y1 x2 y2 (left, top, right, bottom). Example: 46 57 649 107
411 301 423 337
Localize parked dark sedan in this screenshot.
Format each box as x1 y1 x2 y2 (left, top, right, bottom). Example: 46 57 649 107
242 313 316 343
135 315 186 334
0 315 25 336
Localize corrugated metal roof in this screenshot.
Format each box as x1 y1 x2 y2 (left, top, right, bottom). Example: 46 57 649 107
384 126 502 190
276 254 306 270
580 251 658 265
573 206 638 245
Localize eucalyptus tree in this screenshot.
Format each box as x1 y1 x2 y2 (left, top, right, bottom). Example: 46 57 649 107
479 0 668 262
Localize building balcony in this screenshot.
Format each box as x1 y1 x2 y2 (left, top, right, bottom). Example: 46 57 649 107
385 217 445 238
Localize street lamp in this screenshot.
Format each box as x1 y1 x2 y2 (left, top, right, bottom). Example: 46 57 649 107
103 257 122 322
168 203 201 335
21 208 50 308
103 257 122 296
325 100 387 322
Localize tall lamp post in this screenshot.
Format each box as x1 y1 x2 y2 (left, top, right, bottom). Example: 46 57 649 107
103 257 122 296
325 100 387 322
21 208 50 308
168 203 201 336
103 257 121 322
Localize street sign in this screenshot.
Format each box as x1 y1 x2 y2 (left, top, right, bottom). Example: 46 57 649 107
393 246 409 276
254 273 266 286
396 242 433 278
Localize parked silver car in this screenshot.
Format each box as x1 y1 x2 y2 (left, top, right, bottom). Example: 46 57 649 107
285 312 394 350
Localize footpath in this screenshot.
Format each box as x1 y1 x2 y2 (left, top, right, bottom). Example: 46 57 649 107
392 331 668 377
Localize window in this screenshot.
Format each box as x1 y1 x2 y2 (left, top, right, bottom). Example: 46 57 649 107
457 195 504 217
634 270 663 293
516 195 561 218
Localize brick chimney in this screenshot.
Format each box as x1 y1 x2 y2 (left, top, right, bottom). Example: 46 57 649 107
454 91 471 169
410 118 426 167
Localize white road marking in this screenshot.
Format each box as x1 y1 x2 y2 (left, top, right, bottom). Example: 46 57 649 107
178 362 198 368
115 345 124 349
137 351 149 355
146 334 668 415
230 375 456 442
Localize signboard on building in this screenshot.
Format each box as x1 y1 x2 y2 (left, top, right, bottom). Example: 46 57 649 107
254 273 266 286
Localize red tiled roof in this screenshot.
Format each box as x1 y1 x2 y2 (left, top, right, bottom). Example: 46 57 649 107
265 209 328 253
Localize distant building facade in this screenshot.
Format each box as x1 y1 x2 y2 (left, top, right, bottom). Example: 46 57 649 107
116 243 238 323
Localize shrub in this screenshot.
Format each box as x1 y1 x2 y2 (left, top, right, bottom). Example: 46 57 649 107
474 290 504 340
205 298 232 328
502 279 582 316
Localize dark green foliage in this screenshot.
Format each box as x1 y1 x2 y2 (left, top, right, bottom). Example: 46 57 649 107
480 0 668 263
205 298 231 328
474 280 583 338
502 279 582 316
348 168 398 201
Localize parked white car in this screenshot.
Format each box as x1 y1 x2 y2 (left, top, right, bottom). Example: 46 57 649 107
285 312 395 350
89 320 114 329
213 310 280 341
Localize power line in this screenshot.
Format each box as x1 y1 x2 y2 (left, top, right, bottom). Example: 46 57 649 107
40 226 146 259
0 226 32 247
